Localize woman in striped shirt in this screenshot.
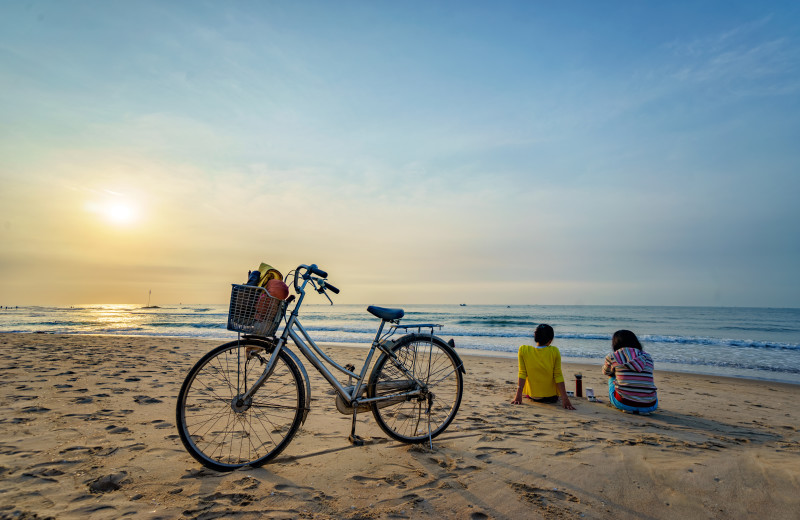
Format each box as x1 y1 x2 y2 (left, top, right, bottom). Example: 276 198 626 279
602 330 658 414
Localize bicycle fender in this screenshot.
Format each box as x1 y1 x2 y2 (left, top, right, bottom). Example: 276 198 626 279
244 337 312 425
445 338 466 375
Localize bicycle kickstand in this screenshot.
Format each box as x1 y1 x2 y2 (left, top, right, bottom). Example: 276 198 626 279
349 404 365 446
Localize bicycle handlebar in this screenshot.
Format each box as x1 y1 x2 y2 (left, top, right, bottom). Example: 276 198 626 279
293 264 338 297
309 265 327 278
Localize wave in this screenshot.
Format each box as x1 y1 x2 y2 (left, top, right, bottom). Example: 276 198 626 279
716 325 800 333
149 322 226 329
14 317 800 352
639 334 800 351
285 326 800 350
298 337 800 375
451 315 654 327
29 320 98 327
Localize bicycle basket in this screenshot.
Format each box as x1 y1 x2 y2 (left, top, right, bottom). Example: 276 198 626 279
227 284 287 337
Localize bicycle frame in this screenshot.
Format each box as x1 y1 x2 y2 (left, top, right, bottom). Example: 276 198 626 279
240 269 430 409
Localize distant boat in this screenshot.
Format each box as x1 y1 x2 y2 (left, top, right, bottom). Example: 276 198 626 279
459 303 467 306
142 290 160 309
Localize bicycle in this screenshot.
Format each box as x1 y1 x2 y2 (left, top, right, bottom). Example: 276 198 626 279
176 263 465 471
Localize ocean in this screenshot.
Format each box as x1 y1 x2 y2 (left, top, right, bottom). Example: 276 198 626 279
1 303 799 384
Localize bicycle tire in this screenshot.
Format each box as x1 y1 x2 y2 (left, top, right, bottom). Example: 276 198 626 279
176 339 305 471
367 334 463 443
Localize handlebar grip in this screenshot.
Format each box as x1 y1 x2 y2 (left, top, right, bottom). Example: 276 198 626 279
325 283 340 294
309 265 328 278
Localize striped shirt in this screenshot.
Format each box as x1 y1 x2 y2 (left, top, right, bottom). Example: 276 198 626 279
602 347 657 406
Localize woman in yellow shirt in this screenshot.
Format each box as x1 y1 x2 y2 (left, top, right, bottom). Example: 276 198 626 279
511 324 575 410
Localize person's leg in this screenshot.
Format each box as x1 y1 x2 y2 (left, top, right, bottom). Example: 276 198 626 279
637 398 658 414
607 377 620 409
608 378 658 413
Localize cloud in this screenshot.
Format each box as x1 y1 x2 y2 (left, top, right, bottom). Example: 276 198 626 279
663 17 800 95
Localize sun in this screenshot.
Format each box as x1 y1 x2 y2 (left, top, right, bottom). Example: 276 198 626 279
104 202 137 224
85 193 141 226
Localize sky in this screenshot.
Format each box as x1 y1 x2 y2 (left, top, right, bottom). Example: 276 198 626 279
1 1 799 308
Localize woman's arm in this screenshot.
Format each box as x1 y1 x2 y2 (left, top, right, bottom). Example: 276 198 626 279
511 378 526 404
512 348 528 404
602 355 615 377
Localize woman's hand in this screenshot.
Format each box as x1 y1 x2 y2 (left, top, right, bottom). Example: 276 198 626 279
556 381 576 410
512 378 526 404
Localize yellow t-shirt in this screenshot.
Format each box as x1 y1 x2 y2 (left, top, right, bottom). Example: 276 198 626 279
517 344 565 398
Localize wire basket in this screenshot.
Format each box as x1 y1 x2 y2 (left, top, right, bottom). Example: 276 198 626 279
227 284 287 337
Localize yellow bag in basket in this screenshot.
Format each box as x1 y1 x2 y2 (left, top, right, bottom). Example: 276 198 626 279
256 263 283 287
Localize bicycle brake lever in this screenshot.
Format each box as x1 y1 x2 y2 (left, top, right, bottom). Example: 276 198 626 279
311 278 334 305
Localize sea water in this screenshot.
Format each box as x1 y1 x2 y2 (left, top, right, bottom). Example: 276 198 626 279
1 303 799 384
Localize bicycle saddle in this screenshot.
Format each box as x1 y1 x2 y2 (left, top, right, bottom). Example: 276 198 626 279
367 305 404 321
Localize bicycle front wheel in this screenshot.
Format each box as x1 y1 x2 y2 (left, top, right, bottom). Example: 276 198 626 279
176 339 305 471
368 334 463 443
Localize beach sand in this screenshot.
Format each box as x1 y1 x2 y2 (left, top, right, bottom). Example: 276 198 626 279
1 332 799 519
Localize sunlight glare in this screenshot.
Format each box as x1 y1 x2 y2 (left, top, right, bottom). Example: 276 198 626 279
85 195 141 226
105 202 136 224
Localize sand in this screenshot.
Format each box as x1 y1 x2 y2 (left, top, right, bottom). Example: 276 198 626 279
1 332 799 520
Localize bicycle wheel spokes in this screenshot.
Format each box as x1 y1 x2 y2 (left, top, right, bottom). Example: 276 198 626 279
177 341 304 470
369 336 463 443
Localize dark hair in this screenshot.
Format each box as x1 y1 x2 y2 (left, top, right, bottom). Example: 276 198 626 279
534 324 554 345
612 329 642 351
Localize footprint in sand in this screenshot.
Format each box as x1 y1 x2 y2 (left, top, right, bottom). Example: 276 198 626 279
21 406 50 413
554 446 589 456
351 473 408 489
3 417 34 425
510 482 580 518
233 476 261 490
88 471 129 493
153 422 173 429
181 467 221 479
93 409 134 419
22 466 66 482
274 483 314 492
133 395 162 404
105 425 131 434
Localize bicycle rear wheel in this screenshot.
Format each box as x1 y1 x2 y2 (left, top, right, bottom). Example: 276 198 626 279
367 334 463 443
176 339 304 471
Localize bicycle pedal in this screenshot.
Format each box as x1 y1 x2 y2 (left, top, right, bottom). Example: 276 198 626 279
348 434 365 447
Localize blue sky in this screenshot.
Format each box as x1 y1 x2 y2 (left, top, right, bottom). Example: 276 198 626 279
1 1 799 306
